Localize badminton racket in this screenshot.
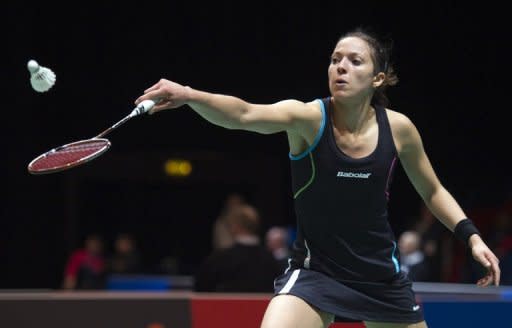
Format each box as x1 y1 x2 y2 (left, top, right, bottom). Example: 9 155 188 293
28 99 156 175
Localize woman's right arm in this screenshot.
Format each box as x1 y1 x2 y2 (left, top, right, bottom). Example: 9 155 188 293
134 79 315 135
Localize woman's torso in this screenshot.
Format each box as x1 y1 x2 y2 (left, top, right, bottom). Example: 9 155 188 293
287 97 401 282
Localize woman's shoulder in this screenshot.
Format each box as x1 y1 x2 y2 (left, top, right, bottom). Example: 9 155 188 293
385 108 416 132
385 108 422 153
278 98 324 121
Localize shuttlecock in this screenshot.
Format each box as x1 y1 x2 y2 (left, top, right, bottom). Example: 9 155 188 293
27 59 56 92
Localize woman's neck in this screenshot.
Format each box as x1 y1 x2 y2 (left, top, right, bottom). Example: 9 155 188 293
330 97 374 134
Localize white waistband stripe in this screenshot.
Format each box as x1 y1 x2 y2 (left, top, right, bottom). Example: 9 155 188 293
278 269 300 294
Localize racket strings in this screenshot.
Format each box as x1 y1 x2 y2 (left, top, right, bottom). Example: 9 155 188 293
29 140 110 172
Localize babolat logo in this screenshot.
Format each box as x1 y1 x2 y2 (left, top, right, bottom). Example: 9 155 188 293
336 171 371 178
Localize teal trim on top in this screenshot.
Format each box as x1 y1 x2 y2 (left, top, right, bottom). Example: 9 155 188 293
289 99 326 161
392 241 400 273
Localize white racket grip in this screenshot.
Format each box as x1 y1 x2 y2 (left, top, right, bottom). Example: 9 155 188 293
130 99 156 117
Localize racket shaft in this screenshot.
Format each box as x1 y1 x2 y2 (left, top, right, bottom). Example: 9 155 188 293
96 115 131 138
95 100 155 138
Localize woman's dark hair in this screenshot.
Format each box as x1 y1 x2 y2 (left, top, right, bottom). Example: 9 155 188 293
338 27 398 107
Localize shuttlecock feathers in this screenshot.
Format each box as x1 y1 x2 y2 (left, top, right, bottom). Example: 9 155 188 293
27 60 56 92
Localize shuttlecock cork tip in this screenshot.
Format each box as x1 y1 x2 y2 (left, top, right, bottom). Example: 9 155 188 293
27 60 40 73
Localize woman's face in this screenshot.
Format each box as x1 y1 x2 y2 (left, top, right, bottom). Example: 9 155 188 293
328 36 378 102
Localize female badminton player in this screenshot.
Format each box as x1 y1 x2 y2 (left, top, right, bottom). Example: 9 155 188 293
135 27 500 328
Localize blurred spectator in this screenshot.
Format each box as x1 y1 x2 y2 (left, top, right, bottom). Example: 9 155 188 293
62 233 106 290
265 226 291 272
412 202 452 281
398 230 431 281
212 192 246 250
108 233 142 274
195 203 282 292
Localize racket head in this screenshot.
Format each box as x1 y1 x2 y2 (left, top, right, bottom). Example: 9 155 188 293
28 138 111 175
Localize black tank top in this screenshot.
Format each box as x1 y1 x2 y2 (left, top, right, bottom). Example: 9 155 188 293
289 97 400 282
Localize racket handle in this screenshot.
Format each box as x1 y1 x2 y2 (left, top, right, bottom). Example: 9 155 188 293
130 99 156 117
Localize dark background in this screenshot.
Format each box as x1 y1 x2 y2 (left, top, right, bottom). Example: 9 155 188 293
3 2 510 289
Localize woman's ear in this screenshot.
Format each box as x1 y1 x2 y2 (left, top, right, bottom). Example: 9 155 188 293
373 72 386 88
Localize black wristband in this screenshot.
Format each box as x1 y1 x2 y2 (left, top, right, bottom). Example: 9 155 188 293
454 218 480 247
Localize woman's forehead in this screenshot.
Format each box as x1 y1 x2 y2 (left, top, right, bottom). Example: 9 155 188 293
333 37 371 57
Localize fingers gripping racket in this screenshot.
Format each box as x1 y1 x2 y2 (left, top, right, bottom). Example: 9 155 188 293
28 99 156 175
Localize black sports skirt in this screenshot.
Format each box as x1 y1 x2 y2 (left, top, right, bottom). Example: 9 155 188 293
273 268 424 323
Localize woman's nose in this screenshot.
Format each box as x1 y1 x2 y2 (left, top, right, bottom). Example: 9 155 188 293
337 58 348 72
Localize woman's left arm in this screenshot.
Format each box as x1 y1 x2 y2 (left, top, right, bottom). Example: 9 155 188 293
390 110 500 286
